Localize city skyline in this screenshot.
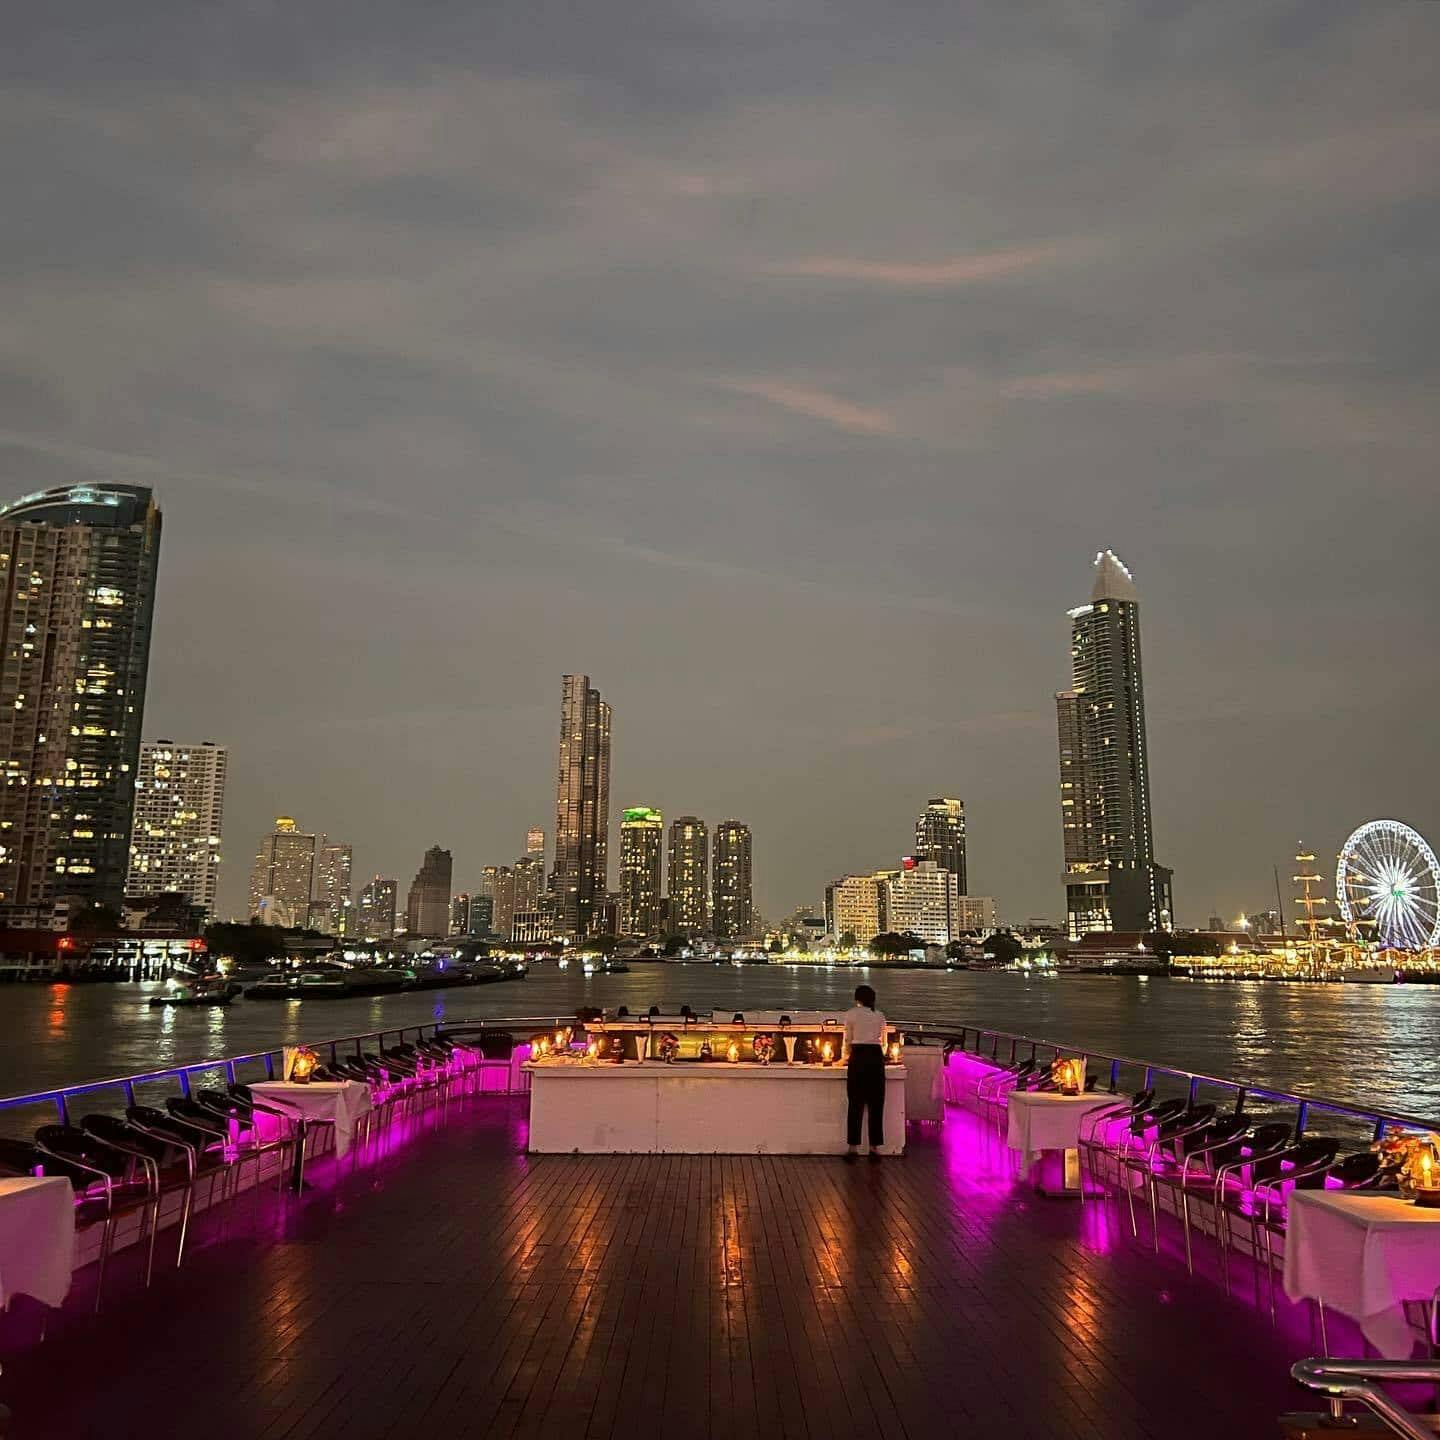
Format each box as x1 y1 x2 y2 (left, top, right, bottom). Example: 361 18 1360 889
5 4 1435 928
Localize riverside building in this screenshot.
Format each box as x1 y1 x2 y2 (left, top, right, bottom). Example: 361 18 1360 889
619 807 664 937
913 798 967 895
551 675 611 939
126 740 227 919
0 484 163 924
248 817 316 927
667 816 708 933
405 845 453 939
883 858 959 945
712 820 754 940
1055 551 1174 938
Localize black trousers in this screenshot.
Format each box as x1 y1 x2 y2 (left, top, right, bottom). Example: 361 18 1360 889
846 1045 885 1147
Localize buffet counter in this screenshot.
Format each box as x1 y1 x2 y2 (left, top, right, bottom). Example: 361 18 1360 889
523 1012 907 1155
525 1059 907 1155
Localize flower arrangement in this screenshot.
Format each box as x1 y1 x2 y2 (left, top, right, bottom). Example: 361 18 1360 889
657 1032 680 1063
1373 1131 1440 1200
753 1034 774 1065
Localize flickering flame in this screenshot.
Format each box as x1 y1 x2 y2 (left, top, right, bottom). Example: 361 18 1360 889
820 1040 834 1063
887 1040 902 1064
727 1042 740 1063
1423 1151 1436 1187
587 1039 599 1060
288 1047 318 1083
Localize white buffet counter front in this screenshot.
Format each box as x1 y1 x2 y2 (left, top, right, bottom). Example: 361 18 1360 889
525 1060 907 1156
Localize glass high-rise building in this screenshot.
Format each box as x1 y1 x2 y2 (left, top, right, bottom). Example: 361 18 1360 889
313 836 353 935
667 816 708 933
1056 551 1173 938
551 674 611 938
914 798 967 895
248 816 316 926
619 807 664 937
127 740 228 919
357 875 397 940
712 820 753 940
0 484 163 922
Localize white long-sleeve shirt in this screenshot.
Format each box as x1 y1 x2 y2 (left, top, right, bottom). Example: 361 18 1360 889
842 1005 887 1049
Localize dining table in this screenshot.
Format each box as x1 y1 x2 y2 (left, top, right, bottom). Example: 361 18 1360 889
1283 1189 1440 1358
0 1174 75 1311
250 1079 374 1190
1006 1089 1116 1195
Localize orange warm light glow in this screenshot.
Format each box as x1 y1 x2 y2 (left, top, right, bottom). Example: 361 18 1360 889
887 1039 902 1064
1052 1057 1085 1095
727 1042 741 1063
287 1047 319 1083
820 1040 835 1064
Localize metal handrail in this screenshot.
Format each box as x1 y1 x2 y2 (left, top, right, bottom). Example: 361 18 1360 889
895 1020 1440 1139
0 1015 579 1124
1292 1358 1440 1440
1 1010 1435 1142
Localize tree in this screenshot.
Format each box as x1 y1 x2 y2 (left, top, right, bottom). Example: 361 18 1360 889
663 933 688 957
945 939 966 961
767 937 785 954
839 930 858 950
982 930 1023 966
203 922 288 967
68 903 122 934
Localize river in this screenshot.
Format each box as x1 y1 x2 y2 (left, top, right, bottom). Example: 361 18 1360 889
1 964 1437 1124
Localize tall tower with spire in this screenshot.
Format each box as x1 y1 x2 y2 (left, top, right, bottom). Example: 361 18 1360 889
1055 551 1173 938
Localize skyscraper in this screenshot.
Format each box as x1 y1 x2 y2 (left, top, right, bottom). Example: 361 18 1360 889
1056 551 1173 938
667 816 709 933
0 484 163 922
126 740 228 919
356 876 397 940
619 807 664 937
712 820 753 940
526 827 546 862
914 798 967 895
405 846 453 938
248 817 316 926
551 674 611 938
313 836 354 935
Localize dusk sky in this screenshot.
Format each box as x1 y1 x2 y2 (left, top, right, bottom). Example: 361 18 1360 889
4 1 1437 925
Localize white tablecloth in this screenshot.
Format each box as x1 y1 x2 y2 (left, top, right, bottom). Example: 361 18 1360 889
902 1048 945 1122
1006 1091 1114 1169
1283 1190 1440 1357
251 1080 373 1157
0 1175 75 1310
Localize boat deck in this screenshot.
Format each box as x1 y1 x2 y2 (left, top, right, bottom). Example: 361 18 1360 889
0 1090 1333 1439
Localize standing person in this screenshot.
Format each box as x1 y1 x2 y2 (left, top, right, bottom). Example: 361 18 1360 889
842 983 888 1162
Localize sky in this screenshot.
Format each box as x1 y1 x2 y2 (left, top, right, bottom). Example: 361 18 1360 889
3 1 1438 926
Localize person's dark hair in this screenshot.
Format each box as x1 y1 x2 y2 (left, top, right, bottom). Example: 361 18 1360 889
854 984 876 1009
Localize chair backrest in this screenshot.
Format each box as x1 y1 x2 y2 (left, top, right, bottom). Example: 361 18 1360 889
166 1097 226 1135
1134 1098 1186 1133
478 1031 514 1060
1247 1121 1294 1152
35 1125 123 1176
196 1089 238 1114
1286 1136 1341 1185
1329 1151 1383 1188
1161 1103 1216 1138
0 1137 38 1176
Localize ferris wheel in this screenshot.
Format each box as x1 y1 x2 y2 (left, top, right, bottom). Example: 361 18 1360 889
1335 820 1440 952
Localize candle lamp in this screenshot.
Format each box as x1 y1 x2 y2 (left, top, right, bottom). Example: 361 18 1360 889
1051 1056 1086 1096
285 1046 319 1084
1417 1147 1440 1207
819 1039 835 1065
586 1039 600 1061
530 1032 552 1059
726 1041 741 1064
886 1038 903 1065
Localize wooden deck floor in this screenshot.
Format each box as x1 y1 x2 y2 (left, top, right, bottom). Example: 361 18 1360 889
0 1090 1327 1439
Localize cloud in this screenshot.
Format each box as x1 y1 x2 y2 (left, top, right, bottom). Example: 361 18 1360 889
763 244 1068 288
715 378 897 435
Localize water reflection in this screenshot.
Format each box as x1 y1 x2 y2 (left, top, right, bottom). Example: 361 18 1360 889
1 970 1437 1124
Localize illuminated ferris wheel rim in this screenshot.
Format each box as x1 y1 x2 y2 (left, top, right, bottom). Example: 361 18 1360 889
1335 819 1440 952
